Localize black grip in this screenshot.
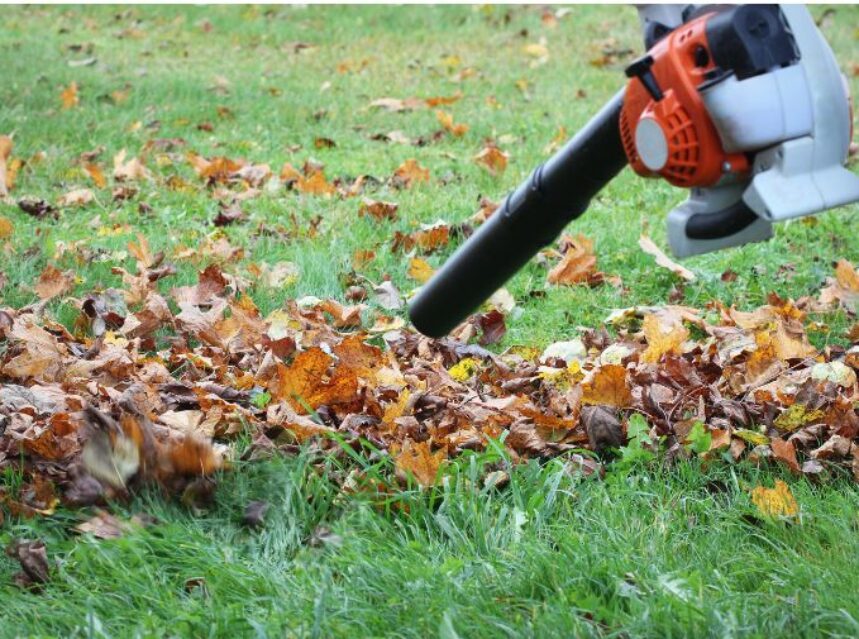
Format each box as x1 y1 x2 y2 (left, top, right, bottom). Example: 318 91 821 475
685 199 759 240
409 89 628 338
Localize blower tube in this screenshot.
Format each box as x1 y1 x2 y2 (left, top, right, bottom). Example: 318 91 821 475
409 88 628 338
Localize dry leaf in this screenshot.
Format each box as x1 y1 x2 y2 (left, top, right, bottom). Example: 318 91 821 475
474 143 508 175
57 188 95 207
639 234 695 281
393 159 430 188
395 439 447 487
60 82 79 109
582 364 632 408
359 198 398 221
407 257 435 283
640 313 689 363
750 480 798 518
547 234 597 285
34 265 75 301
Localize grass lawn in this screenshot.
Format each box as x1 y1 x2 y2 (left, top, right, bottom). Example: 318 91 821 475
2 4 859 637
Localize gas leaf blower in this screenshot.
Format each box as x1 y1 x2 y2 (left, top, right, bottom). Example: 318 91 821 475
409 4 859 338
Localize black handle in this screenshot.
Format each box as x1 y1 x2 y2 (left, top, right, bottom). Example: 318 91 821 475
408 89 628 338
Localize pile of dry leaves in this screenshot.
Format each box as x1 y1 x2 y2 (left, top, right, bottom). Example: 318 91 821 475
3 229 859 524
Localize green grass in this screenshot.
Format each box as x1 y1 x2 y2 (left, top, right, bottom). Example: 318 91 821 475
2 5 859 637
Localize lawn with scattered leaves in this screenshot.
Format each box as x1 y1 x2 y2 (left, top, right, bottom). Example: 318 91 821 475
3 5 859 637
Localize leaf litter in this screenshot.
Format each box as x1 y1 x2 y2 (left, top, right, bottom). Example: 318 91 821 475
3 253 859 530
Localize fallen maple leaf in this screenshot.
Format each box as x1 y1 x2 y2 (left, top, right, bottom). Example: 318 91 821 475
34 265 75 301
393 159 430 188
359 198 398 221
83 162 107 188
547 234 598 285
436 110 468 137
0 135 13 197
582 364 632 408
57 188 95 207
640 313 689 363
639 234 695 281
60 82 79 109
395 439 447 487
474 142 508 175
113 149 151 182
407 257 435 283
750 480 798 518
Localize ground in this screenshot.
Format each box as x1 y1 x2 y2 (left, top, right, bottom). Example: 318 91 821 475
2 5 859 638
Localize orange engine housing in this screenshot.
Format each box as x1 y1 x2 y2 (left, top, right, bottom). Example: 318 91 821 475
620 13 749 188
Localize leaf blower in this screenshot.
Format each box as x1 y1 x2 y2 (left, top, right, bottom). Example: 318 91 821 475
409 4 859 338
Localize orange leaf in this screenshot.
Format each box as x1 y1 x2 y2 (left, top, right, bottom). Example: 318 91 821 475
60 81 79 109
771 437 801 474
436 110 468 137
84 163 107 189
835 259 859 292
395 439 447 487
640 313 689 363
547 234 597 285
582 364 632 408
473 143 508 175
393 159 430 188
358 198 398 221
296 171 336 196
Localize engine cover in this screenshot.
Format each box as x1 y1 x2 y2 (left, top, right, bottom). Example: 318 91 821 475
620 11 749 188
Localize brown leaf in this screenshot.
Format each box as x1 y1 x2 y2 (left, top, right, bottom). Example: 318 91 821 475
359 198 398 221
582 405 625 452
34 265 75 301
771 437 801 474
6 539 50 588
57 188 95 207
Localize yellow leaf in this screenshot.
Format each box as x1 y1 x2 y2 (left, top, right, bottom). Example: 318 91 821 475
449 357 480 382
773 403 825 433
582 364 632 408
407 257 435 283
734 428 769 446
750 480 798 518
641 313 689 363
0 215 12 238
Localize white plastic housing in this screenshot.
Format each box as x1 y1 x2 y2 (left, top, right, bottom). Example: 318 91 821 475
701 65 813 153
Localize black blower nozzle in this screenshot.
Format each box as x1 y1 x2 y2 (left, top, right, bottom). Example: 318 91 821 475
409 89 628 338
